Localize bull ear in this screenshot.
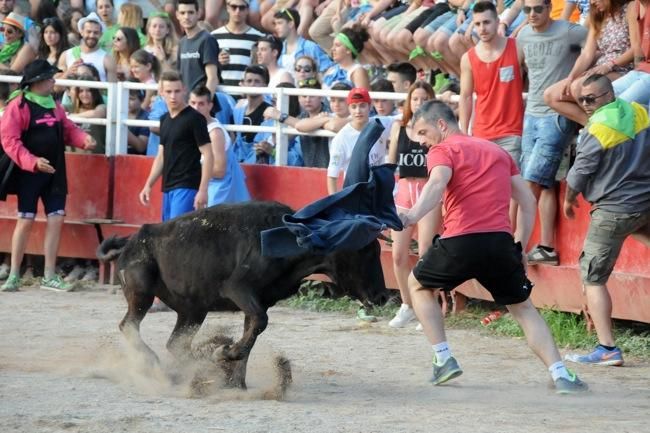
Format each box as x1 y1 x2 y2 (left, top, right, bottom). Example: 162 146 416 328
376 233 391 243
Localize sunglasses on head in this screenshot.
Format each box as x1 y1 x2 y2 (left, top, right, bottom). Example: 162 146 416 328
523 5 546 14
280 8 295 22
577 90 609 105
295 65 313 73
42 17 59 26
228 3 249 10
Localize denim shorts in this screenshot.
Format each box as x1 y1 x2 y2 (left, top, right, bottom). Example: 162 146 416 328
424 11 455 33
580 208 650 285
162 187 197 221
520 114 574 188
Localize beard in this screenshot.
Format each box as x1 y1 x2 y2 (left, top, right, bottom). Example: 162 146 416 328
84 37 98 49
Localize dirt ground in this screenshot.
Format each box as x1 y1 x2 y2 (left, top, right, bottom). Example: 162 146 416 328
1 284 649 433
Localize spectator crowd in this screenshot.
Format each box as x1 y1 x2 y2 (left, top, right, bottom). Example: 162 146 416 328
0 0 649 366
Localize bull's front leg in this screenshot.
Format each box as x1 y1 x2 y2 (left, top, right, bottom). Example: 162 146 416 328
222 311 268 361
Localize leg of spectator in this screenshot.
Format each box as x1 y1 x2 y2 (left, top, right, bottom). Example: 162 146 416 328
43 214 64 278
297 0 319 37
408 273 447 344
506 298 562 367
435 33 460 76
9 218 33 277
584 284 615 347
449 33 471 62
394 29 415 56
539 187 557 249
392 225 415 307
204 0 225 27
543 79 588 126
616 73 650 106
309 1 338 51
260 6 279 33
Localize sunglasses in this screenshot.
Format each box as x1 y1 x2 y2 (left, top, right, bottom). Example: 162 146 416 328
281 8 295 22
42 17 59 26
523 5 546 14
2 26 16 35
298 78 319 87
228 3 249 10
295 65 313 73
577 90 610 105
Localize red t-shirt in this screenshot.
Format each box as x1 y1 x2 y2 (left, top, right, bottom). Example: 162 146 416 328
427 134 519 238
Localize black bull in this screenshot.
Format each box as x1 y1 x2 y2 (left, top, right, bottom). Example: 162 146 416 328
97 201 390 388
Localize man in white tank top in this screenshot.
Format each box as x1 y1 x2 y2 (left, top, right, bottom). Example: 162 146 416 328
57 12 117 82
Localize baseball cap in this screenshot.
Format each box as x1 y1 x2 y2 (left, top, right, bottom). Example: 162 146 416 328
347 87 371 105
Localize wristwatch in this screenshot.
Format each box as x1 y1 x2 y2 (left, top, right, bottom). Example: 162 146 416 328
278 113 289 123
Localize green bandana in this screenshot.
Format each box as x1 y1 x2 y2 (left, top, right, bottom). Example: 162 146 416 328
589 98 636 140
8 89 56 109
0 40 22 65
336 33 359 59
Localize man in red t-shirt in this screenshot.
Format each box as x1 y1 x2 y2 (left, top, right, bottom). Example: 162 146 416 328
399 100 587 394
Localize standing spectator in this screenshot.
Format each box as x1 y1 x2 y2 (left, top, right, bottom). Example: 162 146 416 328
144 11 179 71
112 27 140 81
322 25 370 89
563 74 650 366
386 81 440 328
544 0 635 126
38 17 70 66
63 7 84 47
232 65 274 163
517 0 588 265
611 0 650 106
256 34 294 87
326 87 392 194
0 60 96 292
58 12 118 82
188 85 251 205
139 70 213 220
176 0 221 96
129 49 160 110
401 100 587 394
459 1 524 166
211 0 265 87
96 0 116 51
274 8 333 77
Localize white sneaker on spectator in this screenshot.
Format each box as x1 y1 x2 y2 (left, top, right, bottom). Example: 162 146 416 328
0 263 9 280
81 266 98 282
388 304 416 328
64 265 85 283
23 266 35 280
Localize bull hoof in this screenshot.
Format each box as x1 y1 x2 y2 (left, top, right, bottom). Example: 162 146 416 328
220 344 245 361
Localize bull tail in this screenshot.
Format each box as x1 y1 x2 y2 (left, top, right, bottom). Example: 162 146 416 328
96 235 130 262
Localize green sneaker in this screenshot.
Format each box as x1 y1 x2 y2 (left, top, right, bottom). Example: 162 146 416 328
40 275 74 292
554 370 589 395
357 307 377 322
433 73 451 94
431 356 463 385
409 46 426 60
1 274 21 292
430 51 444 61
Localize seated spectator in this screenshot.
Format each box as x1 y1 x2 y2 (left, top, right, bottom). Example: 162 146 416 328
274 8 334 78
96 0 116 51
293 78 331 168
0 12 26 68
544 0 635 125
262 81 304 166
143 11 179 71
370 78 397 116
129 49 160 110
112 27 141 81
188 85 251 204
126 88 150 155
322 25 370 89
295 80 351 134
63 7 84 47
326 87 392 194
212 0 264 87
256 34 294 87
293 54 318 83
562 0 590 24
38 17 70 66
232 65 274 163
611 0 650 106
68 75 107 154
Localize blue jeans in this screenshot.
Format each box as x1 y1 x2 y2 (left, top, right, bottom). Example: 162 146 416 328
520 114 574 188
612 70 650 106
162 188 197 221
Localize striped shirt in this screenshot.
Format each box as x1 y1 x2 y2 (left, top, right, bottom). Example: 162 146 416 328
211 26 265 87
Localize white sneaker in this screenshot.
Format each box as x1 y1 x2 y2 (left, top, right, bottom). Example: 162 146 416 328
388 304 416 328
0 263 9 280
415 323 423 331
64 265 85 283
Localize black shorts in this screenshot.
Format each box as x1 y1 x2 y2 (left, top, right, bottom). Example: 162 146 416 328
405 3 451 33
374 4 408 21
16 171 66 219
413 232 533 305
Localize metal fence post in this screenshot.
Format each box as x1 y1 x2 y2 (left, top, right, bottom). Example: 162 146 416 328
104 81 116 156
113 81 129 155
274 87 289 166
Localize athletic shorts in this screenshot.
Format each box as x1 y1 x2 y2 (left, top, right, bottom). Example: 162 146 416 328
492 135 522 170
405 3 451 33
413 232 533 305
16 171 66 219
374 4 409 21
395 177 427 210
162 187 197 221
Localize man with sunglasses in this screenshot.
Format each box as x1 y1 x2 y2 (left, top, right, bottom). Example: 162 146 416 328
516 0 587 266
273 8 333 79
211 0 264 87
563 74 650 367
